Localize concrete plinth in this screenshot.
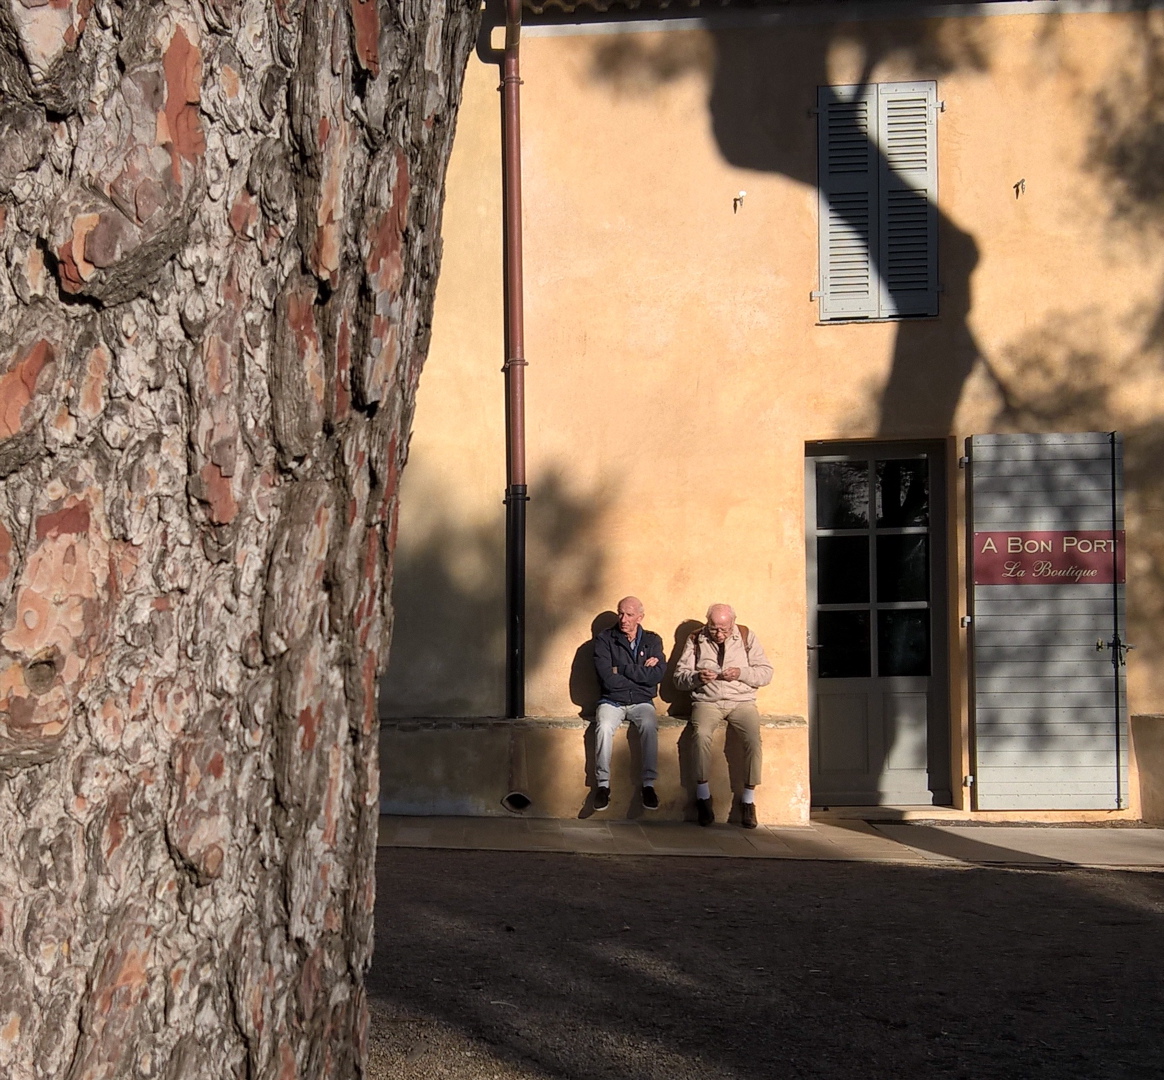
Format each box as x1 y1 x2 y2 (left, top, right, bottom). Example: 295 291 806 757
379 715 810 826
1132 715 1164 824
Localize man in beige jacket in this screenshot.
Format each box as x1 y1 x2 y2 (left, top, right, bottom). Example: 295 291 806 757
674 603 773 828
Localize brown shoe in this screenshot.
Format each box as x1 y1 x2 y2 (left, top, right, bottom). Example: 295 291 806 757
740 802 757 829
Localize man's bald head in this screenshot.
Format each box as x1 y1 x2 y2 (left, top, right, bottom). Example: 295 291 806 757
706 604 736 639
617 596 645 638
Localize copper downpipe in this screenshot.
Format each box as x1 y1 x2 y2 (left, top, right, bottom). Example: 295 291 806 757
502 0 528 720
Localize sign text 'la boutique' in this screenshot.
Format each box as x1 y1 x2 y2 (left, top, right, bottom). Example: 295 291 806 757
973 531 1126 586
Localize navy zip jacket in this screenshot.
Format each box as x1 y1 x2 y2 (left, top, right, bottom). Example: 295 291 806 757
593 625 666 706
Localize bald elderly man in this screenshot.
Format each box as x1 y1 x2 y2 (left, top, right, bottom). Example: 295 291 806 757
591 596 665 812
674 603 773 828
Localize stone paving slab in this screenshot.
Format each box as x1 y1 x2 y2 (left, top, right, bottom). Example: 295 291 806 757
378 814 1164 868
872 823 1164 868
377 815 934 863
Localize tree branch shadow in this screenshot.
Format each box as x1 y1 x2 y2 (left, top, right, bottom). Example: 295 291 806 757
381 465 610 718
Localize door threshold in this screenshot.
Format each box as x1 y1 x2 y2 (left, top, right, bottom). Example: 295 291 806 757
812 805 1143 824
812 805 962 822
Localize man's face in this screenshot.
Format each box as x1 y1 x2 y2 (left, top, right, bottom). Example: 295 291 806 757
706 610 734 641
618 604 644 636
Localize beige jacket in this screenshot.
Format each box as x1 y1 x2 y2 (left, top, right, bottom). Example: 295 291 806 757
673 625 773 704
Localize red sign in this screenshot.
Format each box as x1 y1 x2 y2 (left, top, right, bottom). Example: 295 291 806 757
973 531 1125 585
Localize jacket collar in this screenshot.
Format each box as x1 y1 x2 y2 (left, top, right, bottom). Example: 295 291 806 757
611 625 642 649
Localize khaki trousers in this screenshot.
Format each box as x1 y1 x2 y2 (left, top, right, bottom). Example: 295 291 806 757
691 701 763 788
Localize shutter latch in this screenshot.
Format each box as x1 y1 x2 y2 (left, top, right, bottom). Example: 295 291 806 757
1097 637 1136 666
932 100 946 113
809 290 823 302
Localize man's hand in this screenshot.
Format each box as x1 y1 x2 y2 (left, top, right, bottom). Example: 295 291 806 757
698 669 718 683
720 667 741 681
644 657 660 668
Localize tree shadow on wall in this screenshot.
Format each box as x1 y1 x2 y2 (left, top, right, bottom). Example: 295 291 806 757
977 313 1164 701
587 17 989 437
974 10 1164 703
380 468 609 718
579 15 993 801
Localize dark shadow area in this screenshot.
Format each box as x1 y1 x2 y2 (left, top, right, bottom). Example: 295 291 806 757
870 822 1063 866
667 620 702 820
369 848 1164 1079
659 618 702 717
1086 10 1164 232
567 610 618 718
381 468 609 717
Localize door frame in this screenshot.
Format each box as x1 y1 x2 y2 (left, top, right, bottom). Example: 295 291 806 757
805 439 953 806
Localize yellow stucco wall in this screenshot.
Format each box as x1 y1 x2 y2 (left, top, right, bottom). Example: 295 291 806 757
383 7 1164 757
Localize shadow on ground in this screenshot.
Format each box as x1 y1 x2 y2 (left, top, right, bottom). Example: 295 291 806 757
367 848 1164 1080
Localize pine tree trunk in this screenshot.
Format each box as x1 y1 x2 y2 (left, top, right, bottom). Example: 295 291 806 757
0 1 478 1076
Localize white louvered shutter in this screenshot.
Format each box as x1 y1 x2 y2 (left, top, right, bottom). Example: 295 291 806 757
876 82 938 317
817 85 879 320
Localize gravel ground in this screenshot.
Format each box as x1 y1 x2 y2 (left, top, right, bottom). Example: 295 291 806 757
366 848 1164 1080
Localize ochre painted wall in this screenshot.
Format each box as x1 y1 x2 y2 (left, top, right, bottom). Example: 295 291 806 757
383 10 1164 742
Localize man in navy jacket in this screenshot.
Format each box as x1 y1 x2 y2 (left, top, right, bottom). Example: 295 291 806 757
592 596 665 811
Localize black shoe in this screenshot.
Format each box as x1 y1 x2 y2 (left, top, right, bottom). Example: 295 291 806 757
740 802 757 829
594 786 610 811
641 786 659 810
696 797 714 827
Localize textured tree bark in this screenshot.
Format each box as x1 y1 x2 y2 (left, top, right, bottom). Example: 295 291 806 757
0 0 478 1076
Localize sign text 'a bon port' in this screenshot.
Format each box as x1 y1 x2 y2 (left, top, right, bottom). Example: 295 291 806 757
972 531 1125 586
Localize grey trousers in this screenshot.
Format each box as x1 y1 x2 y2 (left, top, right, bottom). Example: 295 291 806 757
691 701 763 787
594 702 659 786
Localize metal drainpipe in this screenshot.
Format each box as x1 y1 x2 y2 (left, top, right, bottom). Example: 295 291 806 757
502 0 528 720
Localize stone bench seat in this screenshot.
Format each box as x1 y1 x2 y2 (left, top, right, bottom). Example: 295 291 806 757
379 714 809 825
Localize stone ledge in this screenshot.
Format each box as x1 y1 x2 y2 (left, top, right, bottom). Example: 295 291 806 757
379 714 810 825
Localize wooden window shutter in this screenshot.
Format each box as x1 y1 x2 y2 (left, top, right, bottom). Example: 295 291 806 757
876 81 939 317
817 85 879 320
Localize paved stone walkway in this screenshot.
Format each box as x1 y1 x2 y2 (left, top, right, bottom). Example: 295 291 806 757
378 814 1164 868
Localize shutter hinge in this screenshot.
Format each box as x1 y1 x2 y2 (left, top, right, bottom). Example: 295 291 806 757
932 100 946 113
958 456 969 468
810 290 823 301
